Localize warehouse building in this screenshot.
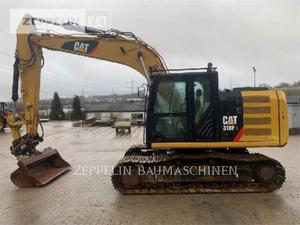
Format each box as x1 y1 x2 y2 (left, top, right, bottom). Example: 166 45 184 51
287 96 300 135
85 98 145 126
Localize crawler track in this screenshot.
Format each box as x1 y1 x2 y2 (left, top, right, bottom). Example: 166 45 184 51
112 145 285 194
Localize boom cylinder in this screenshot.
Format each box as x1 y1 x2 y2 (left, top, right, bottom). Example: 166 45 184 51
12 58 20 102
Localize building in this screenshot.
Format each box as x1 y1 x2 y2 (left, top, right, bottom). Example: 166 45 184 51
286 96 300 135
85 98 145 125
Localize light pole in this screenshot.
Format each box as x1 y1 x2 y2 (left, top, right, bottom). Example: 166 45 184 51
252 66 256 87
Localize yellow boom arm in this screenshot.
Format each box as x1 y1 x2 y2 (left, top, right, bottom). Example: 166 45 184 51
10 14 167 149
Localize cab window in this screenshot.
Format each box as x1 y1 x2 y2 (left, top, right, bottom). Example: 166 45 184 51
154 81 186 113
153 81 187 140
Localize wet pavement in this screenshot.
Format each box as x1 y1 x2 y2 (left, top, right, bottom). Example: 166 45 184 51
0 121 300 225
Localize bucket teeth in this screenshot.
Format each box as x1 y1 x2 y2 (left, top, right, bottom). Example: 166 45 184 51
11 147 71 188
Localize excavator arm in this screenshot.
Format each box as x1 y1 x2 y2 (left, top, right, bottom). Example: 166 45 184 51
8 14 167 187
10 14 167 152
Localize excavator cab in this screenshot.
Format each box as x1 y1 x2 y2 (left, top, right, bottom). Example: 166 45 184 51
147 71 219 144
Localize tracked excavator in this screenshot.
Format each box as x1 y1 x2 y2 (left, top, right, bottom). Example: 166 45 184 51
8 15 288 193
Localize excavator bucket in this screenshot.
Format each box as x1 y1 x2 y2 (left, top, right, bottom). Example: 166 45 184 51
10 147 71 187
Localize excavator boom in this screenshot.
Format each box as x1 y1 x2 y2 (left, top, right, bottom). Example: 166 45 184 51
9 14 167 187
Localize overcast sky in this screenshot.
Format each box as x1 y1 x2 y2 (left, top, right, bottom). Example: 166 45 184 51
0 0 299 101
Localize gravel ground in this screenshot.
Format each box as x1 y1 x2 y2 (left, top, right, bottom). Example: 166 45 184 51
0 121 300 225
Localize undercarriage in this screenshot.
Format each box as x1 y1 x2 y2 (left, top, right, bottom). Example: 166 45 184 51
112 145 285 194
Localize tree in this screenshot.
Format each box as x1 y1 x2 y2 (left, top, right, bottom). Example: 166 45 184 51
292 81 300 87
49 92 65 120
71 95 86 121
258 83 272 89
275 82 290 88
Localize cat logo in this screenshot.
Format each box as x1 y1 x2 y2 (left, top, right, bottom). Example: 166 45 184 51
74 42 90 53
223 115 238 131
61 40 98 54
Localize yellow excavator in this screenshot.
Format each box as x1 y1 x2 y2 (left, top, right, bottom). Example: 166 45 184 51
8 14 288 193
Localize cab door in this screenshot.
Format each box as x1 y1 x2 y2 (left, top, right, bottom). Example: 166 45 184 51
149 76 191 142
191 73 220 141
